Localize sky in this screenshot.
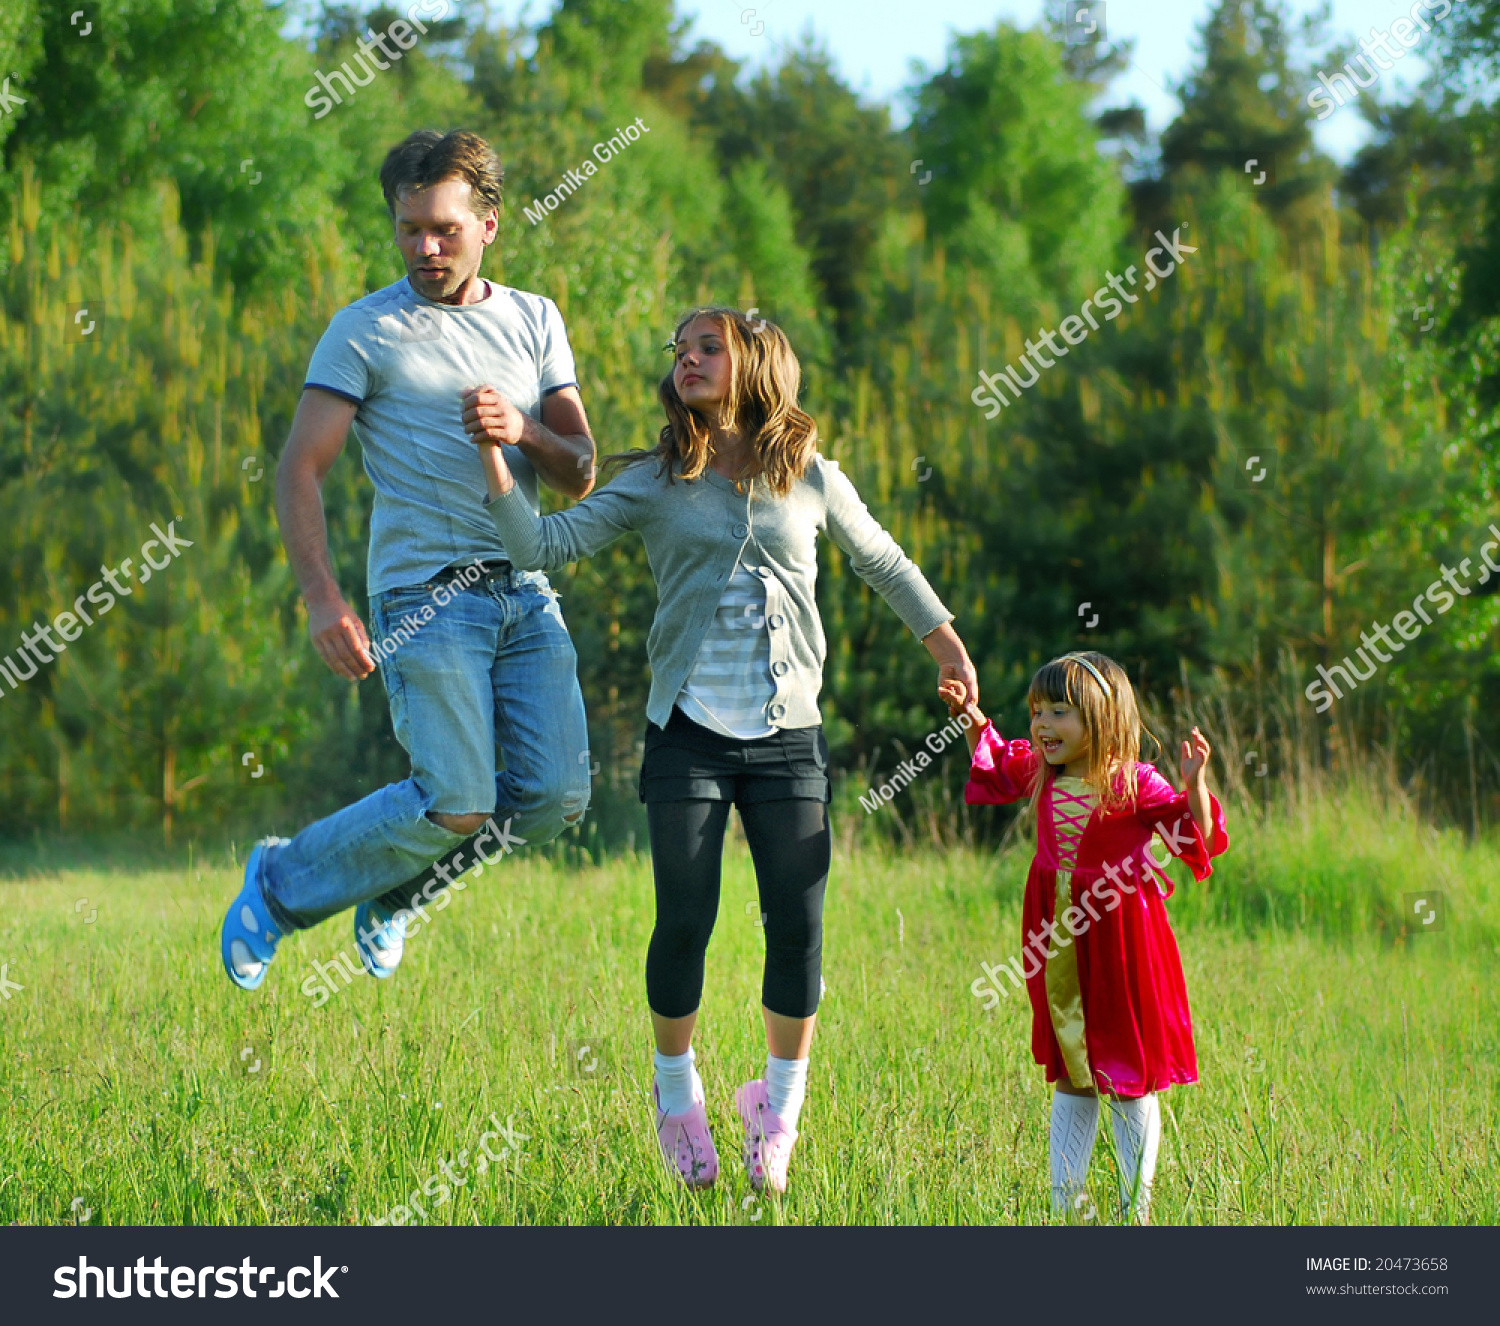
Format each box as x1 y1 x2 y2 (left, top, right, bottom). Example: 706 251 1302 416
665 0 1443 161
462 0 1440 163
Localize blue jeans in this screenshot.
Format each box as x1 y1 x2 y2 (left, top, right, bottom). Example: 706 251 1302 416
257 567 591 932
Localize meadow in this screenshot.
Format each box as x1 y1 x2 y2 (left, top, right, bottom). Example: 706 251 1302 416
0 785 1496 1228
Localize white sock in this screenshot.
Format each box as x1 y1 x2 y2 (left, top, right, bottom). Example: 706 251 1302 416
653 1048 702 1116
1108 1093 1161 1221
764 1054 809 1130
1049 1091 1100 1213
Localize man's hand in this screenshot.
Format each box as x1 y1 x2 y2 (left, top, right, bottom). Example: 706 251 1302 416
457 384 595 499
461 385 525 447
308 593 375 681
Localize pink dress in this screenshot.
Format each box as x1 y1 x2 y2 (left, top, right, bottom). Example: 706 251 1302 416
965 722 1229 1097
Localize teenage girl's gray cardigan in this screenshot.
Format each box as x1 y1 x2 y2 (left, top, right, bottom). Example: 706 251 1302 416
486 454 952 730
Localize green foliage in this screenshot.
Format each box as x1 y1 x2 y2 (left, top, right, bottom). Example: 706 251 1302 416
1159 0 1336 219
719 158 827 361
691 32 906 337
910 23 1127 309
0 167 376 838
0 0 1495 843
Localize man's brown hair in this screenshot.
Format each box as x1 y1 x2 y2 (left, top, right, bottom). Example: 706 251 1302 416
379 130 504 217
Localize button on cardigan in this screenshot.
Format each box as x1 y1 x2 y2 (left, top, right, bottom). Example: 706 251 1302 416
485 454 953 730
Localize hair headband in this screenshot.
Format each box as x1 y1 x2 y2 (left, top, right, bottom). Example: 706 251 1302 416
1061 653 1111 697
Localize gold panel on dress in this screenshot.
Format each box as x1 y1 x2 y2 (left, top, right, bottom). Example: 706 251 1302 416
1045 776 1096 1090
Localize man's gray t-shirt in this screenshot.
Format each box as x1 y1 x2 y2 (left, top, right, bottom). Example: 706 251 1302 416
304 277 578 594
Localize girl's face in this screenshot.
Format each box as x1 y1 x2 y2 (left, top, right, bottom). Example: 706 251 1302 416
673 316 733 416
1030 699 1090 776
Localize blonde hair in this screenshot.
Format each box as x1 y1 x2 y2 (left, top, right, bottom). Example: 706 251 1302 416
599 306 818 496
1024 651 1160 822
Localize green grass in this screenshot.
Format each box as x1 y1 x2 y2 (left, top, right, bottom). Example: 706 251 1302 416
1 802 1497 1226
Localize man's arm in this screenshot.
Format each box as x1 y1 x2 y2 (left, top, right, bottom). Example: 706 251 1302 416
461 384 596 500
275 387 375 681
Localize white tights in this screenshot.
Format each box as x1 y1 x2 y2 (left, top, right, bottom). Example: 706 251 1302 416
1050 1090 1161 1221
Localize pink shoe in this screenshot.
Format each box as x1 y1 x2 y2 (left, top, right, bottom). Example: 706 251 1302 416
736 1079 799 1193
654 1084 719 1188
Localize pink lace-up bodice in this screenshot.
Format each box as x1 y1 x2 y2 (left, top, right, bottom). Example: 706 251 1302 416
1050 776 1096 871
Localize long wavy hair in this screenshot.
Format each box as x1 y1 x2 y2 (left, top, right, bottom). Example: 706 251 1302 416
1024 651 1161 823
599 306 818 496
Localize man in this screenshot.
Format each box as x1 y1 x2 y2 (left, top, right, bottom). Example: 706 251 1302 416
221 129 595 990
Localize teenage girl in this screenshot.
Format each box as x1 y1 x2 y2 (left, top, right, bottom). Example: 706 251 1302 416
940 651 1227 1222
469 306 978 1191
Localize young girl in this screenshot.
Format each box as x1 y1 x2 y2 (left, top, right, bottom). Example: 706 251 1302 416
468 306 978 1192
939 652 1227 1223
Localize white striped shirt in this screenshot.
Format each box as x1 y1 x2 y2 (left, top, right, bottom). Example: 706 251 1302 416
675 560 777 739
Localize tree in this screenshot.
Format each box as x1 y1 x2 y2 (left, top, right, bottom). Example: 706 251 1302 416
690 32 905 344
908 24 1126 312
1155 0 1335 231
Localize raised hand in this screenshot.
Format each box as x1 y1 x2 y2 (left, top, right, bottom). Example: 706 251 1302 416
1180 726 1212 787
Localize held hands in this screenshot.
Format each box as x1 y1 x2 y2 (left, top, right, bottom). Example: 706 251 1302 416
938 678 984 727
921 624 979 721
1180 726 1212 788
461 385 525 447
938 677 986 757
461 386 517 498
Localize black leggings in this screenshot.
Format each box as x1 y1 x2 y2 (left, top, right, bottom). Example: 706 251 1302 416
645 798 830 1020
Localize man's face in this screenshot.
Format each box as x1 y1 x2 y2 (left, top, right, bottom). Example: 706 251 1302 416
392 177 497 304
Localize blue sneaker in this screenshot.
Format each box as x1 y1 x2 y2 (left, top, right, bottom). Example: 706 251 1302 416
221 838 289 991
354 899 409 979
